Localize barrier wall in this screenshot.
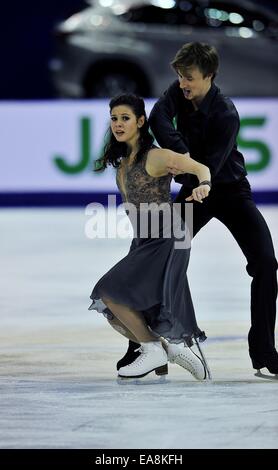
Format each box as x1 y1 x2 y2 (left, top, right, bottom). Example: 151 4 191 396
1 98 278 205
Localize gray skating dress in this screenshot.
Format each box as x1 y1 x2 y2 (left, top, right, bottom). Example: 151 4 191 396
89 150 206 345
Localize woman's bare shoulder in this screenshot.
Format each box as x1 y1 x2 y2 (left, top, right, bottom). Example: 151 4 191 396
147 147 169 164
146 148 170 176
147 147 168 156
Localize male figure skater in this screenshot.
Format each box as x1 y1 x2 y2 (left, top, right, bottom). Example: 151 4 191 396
117 42 278 376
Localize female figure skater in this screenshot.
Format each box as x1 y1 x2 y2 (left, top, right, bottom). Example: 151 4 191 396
89 94 211 383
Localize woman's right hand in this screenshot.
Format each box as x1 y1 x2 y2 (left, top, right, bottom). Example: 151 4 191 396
185 183 211 203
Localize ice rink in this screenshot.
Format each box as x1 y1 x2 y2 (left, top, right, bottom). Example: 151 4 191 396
0 206 278 449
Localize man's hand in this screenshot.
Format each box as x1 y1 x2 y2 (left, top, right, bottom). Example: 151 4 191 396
185 183 211 203
167 152 190 175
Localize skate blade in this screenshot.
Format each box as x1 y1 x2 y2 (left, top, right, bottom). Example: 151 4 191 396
254 369 278 380
192 342 212 381
117 371 168 386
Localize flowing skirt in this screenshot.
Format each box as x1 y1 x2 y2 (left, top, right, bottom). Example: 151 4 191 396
89 206 206 345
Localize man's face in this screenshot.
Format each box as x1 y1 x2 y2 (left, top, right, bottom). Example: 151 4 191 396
177 66 212 103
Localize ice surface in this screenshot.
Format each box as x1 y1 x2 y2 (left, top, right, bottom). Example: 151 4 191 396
0 207 277 449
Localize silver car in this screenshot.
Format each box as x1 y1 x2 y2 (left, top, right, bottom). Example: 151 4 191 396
49 0 278 98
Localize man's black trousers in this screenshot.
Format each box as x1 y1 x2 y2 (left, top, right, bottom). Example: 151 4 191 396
175 177 278 364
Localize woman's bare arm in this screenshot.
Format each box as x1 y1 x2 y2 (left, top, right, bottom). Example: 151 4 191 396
148 148 211 203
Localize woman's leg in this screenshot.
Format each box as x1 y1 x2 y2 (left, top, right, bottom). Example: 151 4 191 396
108 317 139 343
103 297 168 378
102 297 158 343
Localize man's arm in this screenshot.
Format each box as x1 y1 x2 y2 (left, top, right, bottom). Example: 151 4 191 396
205 109 240 179
149 81 189 154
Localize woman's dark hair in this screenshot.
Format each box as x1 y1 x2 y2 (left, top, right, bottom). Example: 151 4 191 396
94 93 154 171
171 42 219 81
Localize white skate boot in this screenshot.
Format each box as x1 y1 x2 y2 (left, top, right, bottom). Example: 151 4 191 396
166 339 211 381
117 341 168 384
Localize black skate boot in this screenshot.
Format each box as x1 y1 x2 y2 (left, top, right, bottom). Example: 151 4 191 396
251 349 278 379
117 340 141 371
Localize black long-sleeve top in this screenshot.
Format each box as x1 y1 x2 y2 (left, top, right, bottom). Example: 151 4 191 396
149 81 247 187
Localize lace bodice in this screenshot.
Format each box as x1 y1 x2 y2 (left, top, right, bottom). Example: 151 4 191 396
116 150 172 209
